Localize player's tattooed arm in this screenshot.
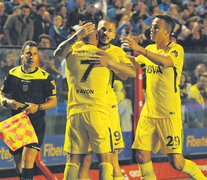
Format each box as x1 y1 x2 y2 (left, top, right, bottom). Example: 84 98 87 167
54 22 95 61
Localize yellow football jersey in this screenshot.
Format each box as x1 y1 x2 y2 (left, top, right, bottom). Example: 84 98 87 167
105 44 132 107
66 42 116 116
136 42 184 118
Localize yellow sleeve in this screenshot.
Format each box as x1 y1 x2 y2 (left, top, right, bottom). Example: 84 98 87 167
167 44 184 73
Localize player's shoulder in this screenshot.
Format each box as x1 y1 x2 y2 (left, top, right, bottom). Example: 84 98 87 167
107 44 126 54
71 41 85 50
169 42 184 51
146 43 156 48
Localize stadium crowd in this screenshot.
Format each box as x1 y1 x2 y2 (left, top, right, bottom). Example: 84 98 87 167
0 0 206 50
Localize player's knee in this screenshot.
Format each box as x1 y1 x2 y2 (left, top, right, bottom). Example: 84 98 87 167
99 162 113 179
168 155 185 171
135 150 151 164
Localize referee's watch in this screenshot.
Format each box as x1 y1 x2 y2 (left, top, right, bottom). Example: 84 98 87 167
38 104 42 111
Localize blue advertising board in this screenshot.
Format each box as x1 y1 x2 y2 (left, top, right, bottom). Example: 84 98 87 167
0 131 133 168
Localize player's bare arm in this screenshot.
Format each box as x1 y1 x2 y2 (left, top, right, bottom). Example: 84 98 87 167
54 22 95 60
121 35 174 67
90 53 136 79
127 55 141 69
109 61 136 80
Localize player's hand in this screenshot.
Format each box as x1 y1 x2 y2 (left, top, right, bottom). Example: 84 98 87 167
6 99 20 110
24 102 39 114
89 53 112 67
76 21 95 40
120 34 140 51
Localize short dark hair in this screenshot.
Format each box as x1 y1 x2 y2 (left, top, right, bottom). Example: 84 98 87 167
38 34 51 43
36 3 46 11
154 14 175 34
21 41 37 53
21 4 31 10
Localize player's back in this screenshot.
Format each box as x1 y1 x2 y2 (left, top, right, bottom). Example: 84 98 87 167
66 43 110 115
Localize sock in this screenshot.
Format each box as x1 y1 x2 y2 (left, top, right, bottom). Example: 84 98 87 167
20 168 33 180
114 177 123 180
64 162 79 180
139 161 157 180
181 159 206 180
16 169 21 179
99 162 113 180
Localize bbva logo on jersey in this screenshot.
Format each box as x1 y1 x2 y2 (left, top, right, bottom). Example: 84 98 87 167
146 65 163 74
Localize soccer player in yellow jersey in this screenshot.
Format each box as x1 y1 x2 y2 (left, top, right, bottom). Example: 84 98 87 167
54 22 130 180
122 14 206 180
98 19 136 179
77 19 136 180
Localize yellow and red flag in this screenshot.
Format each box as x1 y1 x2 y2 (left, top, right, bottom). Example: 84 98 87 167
0 112 38 151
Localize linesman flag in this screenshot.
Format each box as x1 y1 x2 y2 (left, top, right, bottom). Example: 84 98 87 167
0 112 38 151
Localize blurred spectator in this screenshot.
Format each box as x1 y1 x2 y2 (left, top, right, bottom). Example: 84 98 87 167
66 0 93 30
117 1 140 36
167 4 182 40
107 0 123 22
159 0 172 12
49 15 68 48
56 4 68 31
132 1 150 23
4 0 21 14
0 51 16 79
66 0 76 12
191 63 207 85
32 3 47 43
120 0 133 17
190 72 207 105
3 4 33 46
180 71 193 101
188 72 207 127
12 5 21 15
84 1 104 26
187 1 198 17
38 33 51 48
178 16 206 50
201 17 207 50
43 58 62 77
29 2 37 19
179 7 191 25
41 0 49 7
197 0 207 16
143 5 163 31
0 2 8 45
114 80 133 132
43 10 53 34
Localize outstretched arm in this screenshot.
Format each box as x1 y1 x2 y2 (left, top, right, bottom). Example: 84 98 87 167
54 22 95 61
121 35 174 67
90 53 136 80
